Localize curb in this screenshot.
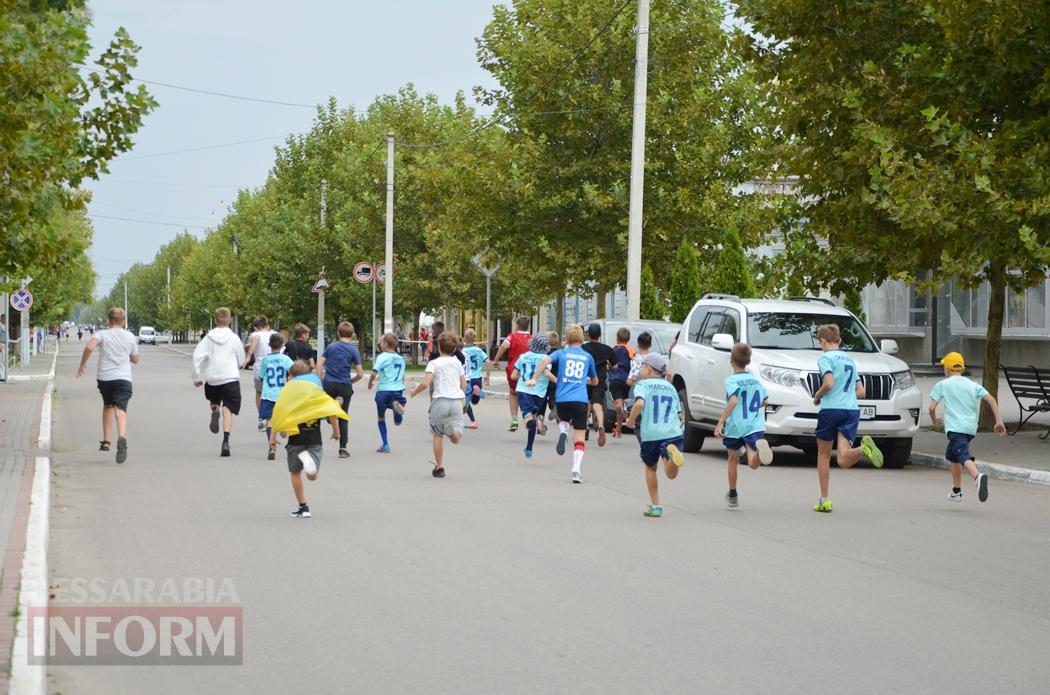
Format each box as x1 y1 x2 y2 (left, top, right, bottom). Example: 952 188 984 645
909 451 1050 486
7 345 58 382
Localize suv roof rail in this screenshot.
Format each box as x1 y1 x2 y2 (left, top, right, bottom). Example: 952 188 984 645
787 296 837 307
701 293 741 302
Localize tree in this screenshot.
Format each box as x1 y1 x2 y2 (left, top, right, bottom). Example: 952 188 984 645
736 0 1050 425
639 264 662 320
21 208 95 324
705 225 757 298
1 2 156 278
669 241 701 323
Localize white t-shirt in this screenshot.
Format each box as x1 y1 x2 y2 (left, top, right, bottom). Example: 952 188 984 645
250 329 276 376
96 328 138 382
426 356 466 400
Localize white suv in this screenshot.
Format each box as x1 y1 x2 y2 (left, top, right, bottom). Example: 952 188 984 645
668 295 922 468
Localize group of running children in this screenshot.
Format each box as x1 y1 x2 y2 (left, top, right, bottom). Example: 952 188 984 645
201 311 1006 520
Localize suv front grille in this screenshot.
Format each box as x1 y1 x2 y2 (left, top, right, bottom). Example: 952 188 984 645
804 372 893 400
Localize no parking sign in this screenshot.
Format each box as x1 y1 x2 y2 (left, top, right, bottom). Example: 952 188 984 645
10 289 32 311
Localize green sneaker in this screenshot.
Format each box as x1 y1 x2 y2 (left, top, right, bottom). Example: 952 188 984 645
508 420 519 432
643 505 663 517
666 444 685 468
812 498 833 513
861 435 884 469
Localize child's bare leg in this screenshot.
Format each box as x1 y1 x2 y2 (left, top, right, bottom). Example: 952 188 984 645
816 438 833 498
645 466 660 505
432 435 444 469
746 447 760 470
836 433 863 468
662 454 679 480
951 461 963 487
115 408 128 438
449 430 462 445
962 459 980 480
222 406 234 433
290 471 305 505
102 405 114 442
728 450 740 489
614 399 624 430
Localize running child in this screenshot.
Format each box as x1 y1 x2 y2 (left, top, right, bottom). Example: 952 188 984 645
529 325 597 483
811 324 884 512
713 343 773 508
410 331 467 478
192 308 246 457
317 321 364 458
487 316 532 432
368 332 407 453
582 324 615 446
624 354 684 517
270 361 346 519
929 351 1006 502
259 333 294 460
626 331 653 386
462 329 488 429
284 323 316 367
511 334 556 458
538 331 560 432
244 316 277 431
608 327 635 438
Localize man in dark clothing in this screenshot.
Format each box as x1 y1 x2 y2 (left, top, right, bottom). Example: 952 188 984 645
581 323 616 447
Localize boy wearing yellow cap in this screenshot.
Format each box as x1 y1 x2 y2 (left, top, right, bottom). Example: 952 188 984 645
929 352 1006 503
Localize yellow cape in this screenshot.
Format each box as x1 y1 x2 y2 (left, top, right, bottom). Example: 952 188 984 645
270 379 350 436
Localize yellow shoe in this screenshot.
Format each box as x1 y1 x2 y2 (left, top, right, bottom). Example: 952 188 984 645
666 443 685 468
812 498 833 513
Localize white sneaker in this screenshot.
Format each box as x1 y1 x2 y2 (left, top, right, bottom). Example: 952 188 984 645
949 490 963 502
756 438 773 465
571 471 582 484
299 450 318 477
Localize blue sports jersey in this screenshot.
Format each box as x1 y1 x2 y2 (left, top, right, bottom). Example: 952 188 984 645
321 341 362 384
463 345 487 379
930 375 988 436
723 371 768 438
259 353 294 402
633 377 684 442
372 351 406 391
514 351 550 397
816 349 860 411
549 347 596 404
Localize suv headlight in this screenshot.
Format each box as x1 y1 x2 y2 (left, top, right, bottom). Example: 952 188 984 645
759 365 803 388
892 370 915 392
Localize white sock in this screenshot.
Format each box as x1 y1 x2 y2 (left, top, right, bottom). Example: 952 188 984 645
572 448 583 474
559 422 570 435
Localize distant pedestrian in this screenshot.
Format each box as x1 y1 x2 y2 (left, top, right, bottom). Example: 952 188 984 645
608 327 635 437
510 334 555 459
259 333 294 461
317 321 364 458
461 329 488 429
192 308 246 457
624 353 685 517
283 323 315 366
244 316 278 432
929 352 1006 503
77 328 83 341
368 332 407 453
582 323 616 447
713 343 773 509
76 307 139 463
410 331 466 478
487 316 532 432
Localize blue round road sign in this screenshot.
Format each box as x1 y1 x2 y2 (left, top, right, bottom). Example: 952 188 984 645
10 288 32 311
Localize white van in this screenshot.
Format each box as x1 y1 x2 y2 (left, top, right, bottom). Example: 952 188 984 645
138 326 156 345
668 295 921 467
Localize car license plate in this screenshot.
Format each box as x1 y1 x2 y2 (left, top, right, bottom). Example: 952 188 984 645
860 406 876 420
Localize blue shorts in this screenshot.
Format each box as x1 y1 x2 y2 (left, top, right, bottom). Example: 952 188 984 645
815 408 859 442
259 399 276 421
518 392 546 417
469 377 484 403
375 390 406 416
639 436 685 468
723 431 765 452
945 431 975 463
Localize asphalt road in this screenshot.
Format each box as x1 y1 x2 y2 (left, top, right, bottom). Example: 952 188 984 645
46 346 1050 694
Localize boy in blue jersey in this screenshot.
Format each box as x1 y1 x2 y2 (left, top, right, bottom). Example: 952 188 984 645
811 324 884 513
317 322 364 458
259 333 294 461
462 329 488 429
368 332 407 453
624 353 685 517
929 351 1005 502
528 325 597 483
714 343 773 508
511 334 557 458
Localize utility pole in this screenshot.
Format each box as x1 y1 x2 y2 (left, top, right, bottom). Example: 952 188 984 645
314 269 330 354
625 0 650 321
320 178 328 227
166 265 171 313
230 234 240 337
124 280 129 327
384 133 395 333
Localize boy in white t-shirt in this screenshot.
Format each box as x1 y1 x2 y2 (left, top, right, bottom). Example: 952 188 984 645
410 331 467 478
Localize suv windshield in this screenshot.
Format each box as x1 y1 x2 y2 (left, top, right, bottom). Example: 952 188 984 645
747 312 877 352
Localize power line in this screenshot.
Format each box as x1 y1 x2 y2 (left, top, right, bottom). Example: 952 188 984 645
94 178 240 189
119 136 286 161
134 78 316 109
91 202 211 225
87 214 206 230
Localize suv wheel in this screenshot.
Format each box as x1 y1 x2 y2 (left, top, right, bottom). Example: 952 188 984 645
677 388 705 453
881 438 912 469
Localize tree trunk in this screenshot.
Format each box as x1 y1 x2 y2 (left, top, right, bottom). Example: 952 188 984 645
595 283 607 319
555 292 565 336
980 262 1006 430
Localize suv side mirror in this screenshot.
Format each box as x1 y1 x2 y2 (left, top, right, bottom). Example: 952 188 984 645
880 339 899 355
711 333 734 351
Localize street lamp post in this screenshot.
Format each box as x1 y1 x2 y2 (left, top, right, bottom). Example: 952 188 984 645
471 251 500 352
230 234 240 337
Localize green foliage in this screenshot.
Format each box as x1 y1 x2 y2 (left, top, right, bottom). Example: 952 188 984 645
669 241 701 323
639 264 662 320
704 225 757 298
0 2 155 278
20 207 95 324
842 289 866 325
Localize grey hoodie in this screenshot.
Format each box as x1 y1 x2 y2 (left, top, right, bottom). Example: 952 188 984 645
192 326 246 385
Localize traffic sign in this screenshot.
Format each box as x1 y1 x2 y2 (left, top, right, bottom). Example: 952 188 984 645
10 289 32 311
376 263 388 285
353 262 374 284
311 277 330 293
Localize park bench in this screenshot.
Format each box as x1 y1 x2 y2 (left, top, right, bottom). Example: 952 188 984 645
1000 364 1050 440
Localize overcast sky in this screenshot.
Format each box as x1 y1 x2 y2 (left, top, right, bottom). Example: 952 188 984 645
85 0 501 296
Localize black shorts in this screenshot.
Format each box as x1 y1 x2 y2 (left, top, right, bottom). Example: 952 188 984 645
204 381 242 415
323 381 353 411
588 383 607 406
97 379 132 411
609 380 630 401
556 401 589 430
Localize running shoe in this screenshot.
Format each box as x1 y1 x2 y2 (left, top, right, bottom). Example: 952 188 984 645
267 447 276 461
338 448 350 459
597 428 606 447
466 421 478 430
257 419 265 432
949 490 963 502
209 408 220 434
666 443 685 468
98 440 110 452
376 444 390 454
813 498 833 513
115 436 128 464
725 492 739 508
571 471 582 484
220 441 231 457
612 427 622 439
299 450 318 477
756 438 774 465
508 421 519 432
556 432 568 456
643 505 663 517
432 466 446 478
393 402 406 416
860 435 883 469
548 410 558 421
976 473 989 502
290 505 311 519
524 448 533 459
538 421 548 436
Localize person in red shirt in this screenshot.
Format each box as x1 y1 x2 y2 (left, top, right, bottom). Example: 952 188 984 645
486 316 532 432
